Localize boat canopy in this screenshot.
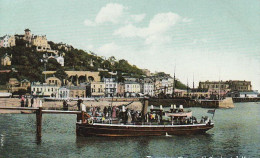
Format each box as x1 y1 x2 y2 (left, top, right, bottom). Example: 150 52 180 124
165 112 192 117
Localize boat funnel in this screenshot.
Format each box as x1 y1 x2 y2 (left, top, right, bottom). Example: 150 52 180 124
170 104 173 109
179 105 183 109
174 104 176 109
160 105 163 110
122 106 126 112
151 105 154 109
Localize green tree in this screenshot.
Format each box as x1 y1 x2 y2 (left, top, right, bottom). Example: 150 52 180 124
54 68 68 85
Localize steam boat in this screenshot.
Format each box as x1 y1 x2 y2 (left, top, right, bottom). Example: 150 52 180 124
76 100 214 137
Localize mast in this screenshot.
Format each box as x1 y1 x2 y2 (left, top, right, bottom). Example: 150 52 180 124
193 73 194 98
172 64 176 98
187 78 189 97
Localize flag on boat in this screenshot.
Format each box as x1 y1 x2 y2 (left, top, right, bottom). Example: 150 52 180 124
207 109 215 114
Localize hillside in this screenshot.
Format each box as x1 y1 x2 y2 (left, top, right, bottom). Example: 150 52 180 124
0 40 144 83
0 39 187 89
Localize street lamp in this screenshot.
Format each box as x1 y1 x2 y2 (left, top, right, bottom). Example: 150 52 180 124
40 53 48 81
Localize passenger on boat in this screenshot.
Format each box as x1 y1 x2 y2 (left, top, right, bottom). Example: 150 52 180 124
108 106 112 117
127 110 132 124
92 106 96 116
103 106 108 117
112 106 117 118
77 96 83 111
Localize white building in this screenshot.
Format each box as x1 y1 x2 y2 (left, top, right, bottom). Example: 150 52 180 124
104 78 117 97
58 87 70 99
239 91 258 98
125 81 141 97
31 82 59 97
143 83 154 96
0 35 15 48
48 54 64 66
161 78 174 95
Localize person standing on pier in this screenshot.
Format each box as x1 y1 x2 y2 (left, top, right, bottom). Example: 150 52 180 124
77 96 82 111
20 95 25 107
25 96 29 107
31 96 34 107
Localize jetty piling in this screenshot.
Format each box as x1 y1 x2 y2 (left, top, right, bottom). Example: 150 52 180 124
36 107 43 138
0 106 83 141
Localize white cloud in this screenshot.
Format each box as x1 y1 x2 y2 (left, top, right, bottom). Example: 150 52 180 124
84 19 96 26
182 18 192 23
95 3 125 24
114 12 182 44
97 42 121 55
130 14 146 23
84 3 125 26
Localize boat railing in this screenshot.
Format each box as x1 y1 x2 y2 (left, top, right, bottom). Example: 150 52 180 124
89 116 212 126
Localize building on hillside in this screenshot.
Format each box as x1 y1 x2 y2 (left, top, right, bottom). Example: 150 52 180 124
199 80 229 90
67 86 86 98
0 35 15 48
141 69 151 76
7 78 20 90
142 83 154 96
90 82 105 97
31 82 59 97
42 71 101 86
124 81 141 97
1 53 12 66
104 78 117 97
23 28 32 44
154 77 174 96
32 35 51 50
7 78 31 93
161 78 174 95
141 78 154 96
189 89 210 99
45 77 62 86
48 54 64 66
123 77 139 82
57 43 72 51
199 80 252 94
117 82 125 97
199 80 230 98
228 80 252 92
20 79 31 89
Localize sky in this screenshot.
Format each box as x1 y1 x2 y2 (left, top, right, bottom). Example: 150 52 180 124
0 0 260 90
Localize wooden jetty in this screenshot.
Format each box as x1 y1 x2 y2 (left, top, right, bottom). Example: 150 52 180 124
0 106 84 141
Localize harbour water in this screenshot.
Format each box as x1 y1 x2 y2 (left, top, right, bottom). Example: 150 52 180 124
0 102 259 157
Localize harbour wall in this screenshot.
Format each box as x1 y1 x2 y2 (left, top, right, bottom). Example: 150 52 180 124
148 97 234 109
232 97 260 103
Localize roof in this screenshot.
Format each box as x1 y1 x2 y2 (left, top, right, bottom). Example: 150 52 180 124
66 86 86 90
239 91 259 95
124 81 140 84
24 28 31 32
21 79 30 83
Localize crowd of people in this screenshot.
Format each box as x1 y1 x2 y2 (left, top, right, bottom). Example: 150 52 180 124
20 95 42 108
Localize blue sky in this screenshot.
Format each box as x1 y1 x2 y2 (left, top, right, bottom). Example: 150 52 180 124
1 0 259 90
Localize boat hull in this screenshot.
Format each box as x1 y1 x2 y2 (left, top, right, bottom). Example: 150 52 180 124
76 123 214 137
